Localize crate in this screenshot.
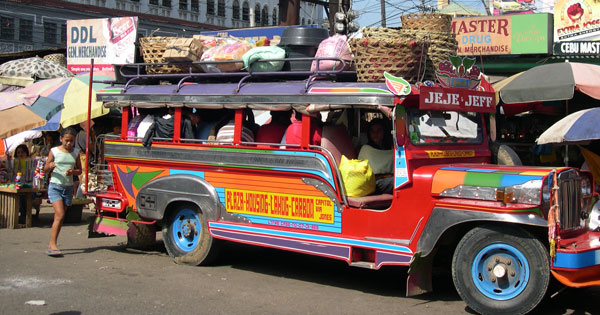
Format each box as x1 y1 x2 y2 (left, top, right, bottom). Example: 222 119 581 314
163 37 204 62
139 37 193 74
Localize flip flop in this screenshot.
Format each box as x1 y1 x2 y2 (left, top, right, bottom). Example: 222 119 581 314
46 248 63 257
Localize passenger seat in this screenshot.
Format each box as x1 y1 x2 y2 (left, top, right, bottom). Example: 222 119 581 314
321 125 393 210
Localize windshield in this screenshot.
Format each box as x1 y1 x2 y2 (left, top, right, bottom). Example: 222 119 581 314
406 109 483 145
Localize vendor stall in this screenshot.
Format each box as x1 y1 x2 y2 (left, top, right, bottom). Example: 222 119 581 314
0 157 46 228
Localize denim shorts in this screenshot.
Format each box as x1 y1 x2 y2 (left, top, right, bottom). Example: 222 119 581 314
48 182 74 206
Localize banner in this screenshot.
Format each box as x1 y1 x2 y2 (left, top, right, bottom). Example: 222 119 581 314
554 0 600 41
225 188 335 224
67 17 138 74
419 86 496 113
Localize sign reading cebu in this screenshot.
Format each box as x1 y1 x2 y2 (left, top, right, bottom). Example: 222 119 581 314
225 189 335 224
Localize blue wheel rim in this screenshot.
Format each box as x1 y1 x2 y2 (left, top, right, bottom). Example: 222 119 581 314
471 243 529 300
171 208 201 252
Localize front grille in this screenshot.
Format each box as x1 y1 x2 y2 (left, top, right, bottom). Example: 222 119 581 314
557 170 583 230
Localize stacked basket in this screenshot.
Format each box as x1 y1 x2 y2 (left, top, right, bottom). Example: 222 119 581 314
349 13 457 83
349 28 428 83
401 13 457 81
139 36 191 74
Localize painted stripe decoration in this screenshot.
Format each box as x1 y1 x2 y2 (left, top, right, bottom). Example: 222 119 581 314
432 166 548 194
208 221 413 254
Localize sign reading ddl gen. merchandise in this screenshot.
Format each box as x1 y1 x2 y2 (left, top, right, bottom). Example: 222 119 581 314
225 188 335 224
451 13 551 55
67 17 138 74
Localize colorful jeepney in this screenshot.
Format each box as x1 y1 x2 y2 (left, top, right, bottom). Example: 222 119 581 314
90 62 600 315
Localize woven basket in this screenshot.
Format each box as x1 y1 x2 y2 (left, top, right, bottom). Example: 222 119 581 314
139 36 191 74
400 29 457 80
43 53 67 68
353 27 458 82
349 36 428 83
401 13 452 33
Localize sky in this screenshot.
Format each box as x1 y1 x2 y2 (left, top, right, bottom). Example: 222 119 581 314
351 0 488 28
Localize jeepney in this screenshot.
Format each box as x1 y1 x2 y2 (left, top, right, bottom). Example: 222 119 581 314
89 60 600 315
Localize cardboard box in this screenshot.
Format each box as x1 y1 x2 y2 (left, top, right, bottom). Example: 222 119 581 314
163 38 204 62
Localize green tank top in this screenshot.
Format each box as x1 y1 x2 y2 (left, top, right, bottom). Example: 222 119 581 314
50 147 80 186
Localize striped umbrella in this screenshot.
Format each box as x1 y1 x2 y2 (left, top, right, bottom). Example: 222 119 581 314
494 62 600 104
537 108 600 145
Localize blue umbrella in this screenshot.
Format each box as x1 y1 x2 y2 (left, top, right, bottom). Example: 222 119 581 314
536 108 600 144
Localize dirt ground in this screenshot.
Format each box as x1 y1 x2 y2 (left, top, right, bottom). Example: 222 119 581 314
1 204 599 315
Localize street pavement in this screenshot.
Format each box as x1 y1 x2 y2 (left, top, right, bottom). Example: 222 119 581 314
1 204 599 315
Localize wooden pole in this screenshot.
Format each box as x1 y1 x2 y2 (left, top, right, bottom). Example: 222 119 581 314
85 59 94 195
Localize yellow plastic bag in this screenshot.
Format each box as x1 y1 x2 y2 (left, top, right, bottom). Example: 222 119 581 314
339 155 375 197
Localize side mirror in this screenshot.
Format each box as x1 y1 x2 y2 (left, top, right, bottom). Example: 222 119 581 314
396 132 406 147
394 105 407 147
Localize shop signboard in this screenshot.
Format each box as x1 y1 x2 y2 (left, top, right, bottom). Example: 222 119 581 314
554 0 600 42
67 17 138 74
554 41 600 55
452 13 551 55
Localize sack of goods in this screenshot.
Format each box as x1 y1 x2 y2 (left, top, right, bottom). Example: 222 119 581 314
339 155 376 197
311 34 354 72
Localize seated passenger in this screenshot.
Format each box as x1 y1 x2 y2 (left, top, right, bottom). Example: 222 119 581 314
285 110 322 146
358 118 394 194
215 110 255 143
256 110 292 143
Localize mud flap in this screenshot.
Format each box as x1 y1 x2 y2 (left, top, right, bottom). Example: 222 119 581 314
406 251 435 296
90 216 129 237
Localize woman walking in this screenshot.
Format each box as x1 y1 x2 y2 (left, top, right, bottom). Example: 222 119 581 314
44 127 82 257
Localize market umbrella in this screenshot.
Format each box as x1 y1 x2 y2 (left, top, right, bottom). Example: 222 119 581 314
0 56 73 87
495 62 600 104
0 104 46 139
18 71 116 128
537 108 600 145
0 92 64 138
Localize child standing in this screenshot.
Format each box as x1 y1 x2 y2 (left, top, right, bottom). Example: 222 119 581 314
44 127 82 257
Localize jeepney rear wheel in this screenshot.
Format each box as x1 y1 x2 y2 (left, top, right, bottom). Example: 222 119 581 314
452 224 549 315
162 203 221 266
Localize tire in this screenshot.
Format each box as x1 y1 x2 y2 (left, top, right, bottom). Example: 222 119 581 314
451 225 550 315
162 203 221 266
491 142 522 166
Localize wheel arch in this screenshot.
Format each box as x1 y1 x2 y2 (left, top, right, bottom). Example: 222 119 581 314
135 174 221 222
417 207 548 258
406 207 548 297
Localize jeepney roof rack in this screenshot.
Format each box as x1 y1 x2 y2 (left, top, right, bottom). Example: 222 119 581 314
116 56 356 92
99 57 408 109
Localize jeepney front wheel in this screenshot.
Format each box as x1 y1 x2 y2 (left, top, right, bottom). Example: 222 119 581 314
452 225 549 315
162 203 221 266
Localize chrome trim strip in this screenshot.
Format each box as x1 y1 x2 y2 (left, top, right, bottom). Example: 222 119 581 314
105 142 332 182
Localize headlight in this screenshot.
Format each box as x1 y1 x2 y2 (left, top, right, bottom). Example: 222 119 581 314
439 179 543 205
541 183 551 210
510 179 543 204
581 176 592 196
